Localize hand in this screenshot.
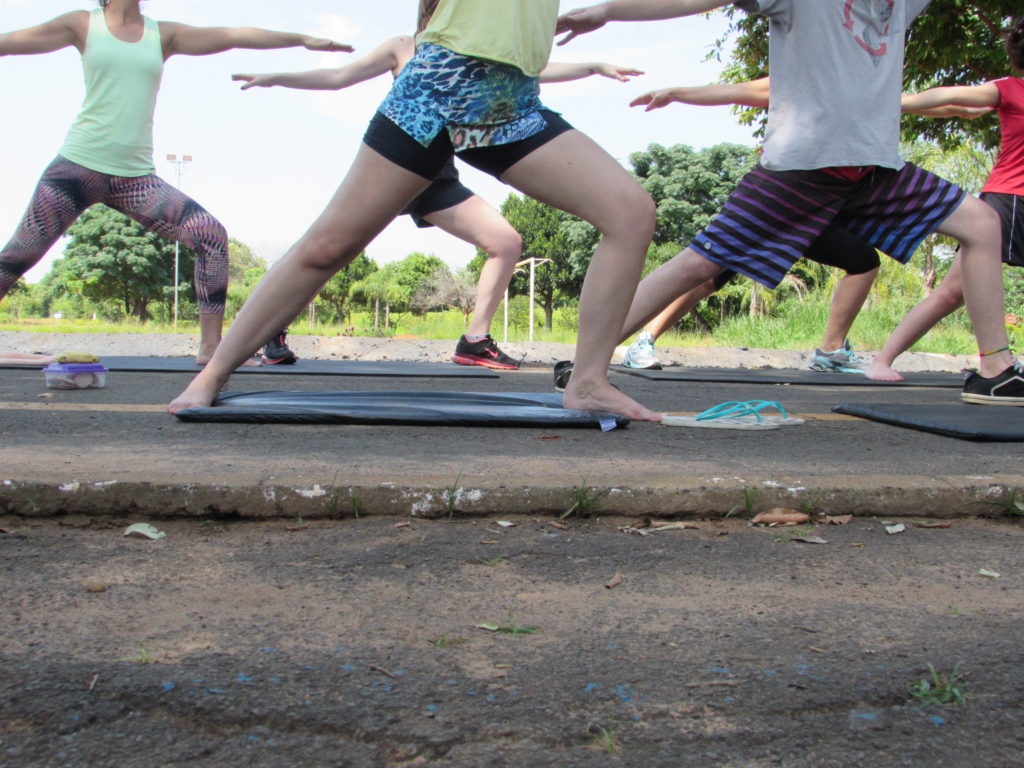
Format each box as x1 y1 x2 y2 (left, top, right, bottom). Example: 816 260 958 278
232 73 272 90
596 63 644 82
301 37 354 53
630 88 679 111
555 6 609 46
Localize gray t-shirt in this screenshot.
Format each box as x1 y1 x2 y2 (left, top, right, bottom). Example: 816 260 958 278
735 0 931 170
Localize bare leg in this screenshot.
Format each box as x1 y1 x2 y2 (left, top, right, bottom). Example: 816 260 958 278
499 130 661 421
934 197 1011 378
195 313 261 367
820 269 877 352
866 258 964 382
620 247 725 343
642 279 719 341
169 145 430 413
422 196 522 337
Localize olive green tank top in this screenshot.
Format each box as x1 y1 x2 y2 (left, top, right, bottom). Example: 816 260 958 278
418 0 559 77
60 9 164 177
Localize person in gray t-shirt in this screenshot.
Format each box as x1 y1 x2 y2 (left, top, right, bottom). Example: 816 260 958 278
556 0 1022 405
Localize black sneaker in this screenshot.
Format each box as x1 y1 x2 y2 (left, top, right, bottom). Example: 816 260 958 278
554 360 573 392
261 329 297 365
961 361 1024 405
452 335 519 370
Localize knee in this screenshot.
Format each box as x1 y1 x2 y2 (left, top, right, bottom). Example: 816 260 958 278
293 233 347 273
184 212 228 254
603 184 656 242
480 228 522 262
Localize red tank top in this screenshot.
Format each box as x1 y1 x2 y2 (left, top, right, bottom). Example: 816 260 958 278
981 77 1024 196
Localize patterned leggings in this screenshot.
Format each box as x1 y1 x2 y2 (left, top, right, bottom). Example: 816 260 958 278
0 155 228 313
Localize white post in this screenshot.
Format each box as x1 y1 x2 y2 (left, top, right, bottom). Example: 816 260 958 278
166 154 192 332
503 287 509 343
529 258 536 342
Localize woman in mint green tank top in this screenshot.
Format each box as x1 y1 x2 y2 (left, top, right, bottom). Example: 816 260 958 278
0 0 352 365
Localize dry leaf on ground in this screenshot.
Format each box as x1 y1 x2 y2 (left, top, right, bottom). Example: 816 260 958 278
751 509 810 525
605 573 624 589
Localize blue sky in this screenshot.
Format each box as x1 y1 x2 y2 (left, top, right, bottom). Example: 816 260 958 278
0 1 757 282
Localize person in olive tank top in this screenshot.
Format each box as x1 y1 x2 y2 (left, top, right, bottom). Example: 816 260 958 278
169 0 663 423
0 0 352 365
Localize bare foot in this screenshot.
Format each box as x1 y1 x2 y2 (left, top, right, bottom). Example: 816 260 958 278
865 359 904 382
168 370 231 414
564 378 663 422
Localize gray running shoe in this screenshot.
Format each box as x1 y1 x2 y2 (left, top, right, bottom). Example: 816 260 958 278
807 339 866 374
622 330 662 370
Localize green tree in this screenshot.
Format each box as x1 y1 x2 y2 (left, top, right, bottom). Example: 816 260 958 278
631 142 757 246
392 252 447 315
352 263 408 332
316 252 377 324
501 194 587 330
47 205 190 321
227 238 266 286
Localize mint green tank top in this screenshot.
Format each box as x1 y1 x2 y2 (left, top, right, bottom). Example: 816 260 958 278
59 9 164 177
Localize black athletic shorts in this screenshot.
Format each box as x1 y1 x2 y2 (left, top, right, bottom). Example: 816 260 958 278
363 109 574 182
400 159 475 228
980 192 1024 267
805 225 882 275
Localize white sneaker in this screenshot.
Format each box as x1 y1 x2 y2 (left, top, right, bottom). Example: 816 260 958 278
622 330 662 369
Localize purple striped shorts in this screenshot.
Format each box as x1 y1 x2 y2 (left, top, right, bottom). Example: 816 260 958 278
691 163 965 287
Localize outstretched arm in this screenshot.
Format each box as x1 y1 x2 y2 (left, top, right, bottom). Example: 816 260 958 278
631 77 770 111
556 1 733 45
161 22 354 58
900 83 1000 113
0 12 86 56
233 37 406 91
540 61 644 83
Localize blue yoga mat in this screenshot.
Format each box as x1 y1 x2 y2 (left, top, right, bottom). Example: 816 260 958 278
615 366 962 389
176 390 628 430
833 402 1024 441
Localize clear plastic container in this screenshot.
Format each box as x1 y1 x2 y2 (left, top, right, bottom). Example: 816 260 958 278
43 362 108 390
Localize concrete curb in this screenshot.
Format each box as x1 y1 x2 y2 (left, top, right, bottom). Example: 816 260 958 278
3 474 1023 520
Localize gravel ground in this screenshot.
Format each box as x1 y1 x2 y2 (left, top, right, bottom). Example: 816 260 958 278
0 330 974 372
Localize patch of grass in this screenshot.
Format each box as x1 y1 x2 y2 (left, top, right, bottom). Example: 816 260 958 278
559 476 607 520
772 522 817 542
800 491 828 517
479 555 508 567
1002 487 1024 517
591 724 617 754
350 490 362 519
443 473 462 518
494 610 539 636
425 634 468 649
117 641 154 664
908 663 969 707
726 487 757 518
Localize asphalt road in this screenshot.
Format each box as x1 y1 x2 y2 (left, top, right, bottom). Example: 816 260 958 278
1 364 1021 519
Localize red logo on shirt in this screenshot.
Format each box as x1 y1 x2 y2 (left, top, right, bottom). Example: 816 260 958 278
843 0 895 58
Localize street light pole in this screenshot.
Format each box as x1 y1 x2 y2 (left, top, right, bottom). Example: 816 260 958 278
165 153 192 331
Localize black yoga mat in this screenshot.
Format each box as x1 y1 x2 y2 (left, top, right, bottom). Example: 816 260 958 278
832 402 1024 441
0 356 499 378
175 390 628 429
614 366 963 389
